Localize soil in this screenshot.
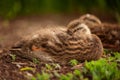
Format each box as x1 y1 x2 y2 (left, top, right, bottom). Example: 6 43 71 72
0 14 119 80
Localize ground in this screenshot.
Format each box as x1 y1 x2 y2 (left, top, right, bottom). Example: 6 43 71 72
0 14 119 80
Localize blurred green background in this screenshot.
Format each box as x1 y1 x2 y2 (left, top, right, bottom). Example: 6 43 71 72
0 0 120 20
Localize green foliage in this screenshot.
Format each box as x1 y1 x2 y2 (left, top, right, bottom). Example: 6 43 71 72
85 58 120 80
32 58 40 64
45 64 53 70
60 73 73 80
0 0 120 20
59 70 88 80
69 59 79 66
73 69 88 80
114 52 120 60
73 69 81 76
32 72 50 80
31 77 36 80
45 63 61 71
9 54 16 61
37 72 50 80
104 50 120 61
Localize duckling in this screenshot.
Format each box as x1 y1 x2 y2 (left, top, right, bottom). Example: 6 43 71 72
57 22 103 63
79 14 120 51
10 21 103 64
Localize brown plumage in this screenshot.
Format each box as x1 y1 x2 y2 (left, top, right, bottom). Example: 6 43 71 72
79 14 101 25
77 14 120 51
10 18 103 63
11 27 68 62
58 22 103 63
97 23 120 51
68 14 103 34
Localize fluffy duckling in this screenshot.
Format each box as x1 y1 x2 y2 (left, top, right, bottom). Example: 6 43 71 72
68 14 103 34
10 20 103 64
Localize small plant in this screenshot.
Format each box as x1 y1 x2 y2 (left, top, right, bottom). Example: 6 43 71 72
114 52 120 61
69 59 79 66
31 77 36 80
52 63 61 69
104 49 114 55
59 70 88 80
114 52 120 68
9 54 16 61
106 52 120 62
45 64 53 70
31 71 50 80
60 73 73 80
85 58 120 80
73 70 81 76
32 58 40 64
73 69 83 79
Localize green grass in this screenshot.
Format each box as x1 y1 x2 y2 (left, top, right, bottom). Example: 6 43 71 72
31 71 50 80
30 51 120 80
69 59 79 66
85 59 120 80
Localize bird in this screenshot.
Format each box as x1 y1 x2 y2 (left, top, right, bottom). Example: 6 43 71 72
78 14 120 51
68 14 103 35
76 14 104 41
10 19 103 64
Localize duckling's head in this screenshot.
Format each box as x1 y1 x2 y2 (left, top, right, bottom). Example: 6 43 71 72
67 20 91 36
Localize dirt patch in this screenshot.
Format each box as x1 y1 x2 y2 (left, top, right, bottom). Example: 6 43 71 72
0 50 74 80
